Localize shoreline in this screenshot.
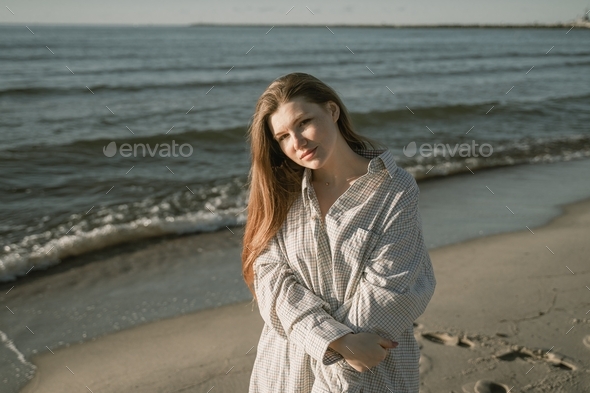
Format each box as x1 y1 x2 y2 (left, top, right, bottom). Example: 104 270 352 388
3 157 590 288
17 196 590 392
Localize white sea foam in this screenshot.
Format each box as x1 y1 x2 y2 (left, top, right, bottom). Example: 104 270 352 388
0 330 36 370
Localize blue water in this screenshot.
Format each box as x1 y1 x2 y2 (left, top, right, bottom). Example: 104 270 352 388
1 25 589 282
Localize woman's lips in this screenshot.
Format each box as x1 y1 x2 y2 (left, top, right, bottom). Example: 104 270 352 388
301 147 317 159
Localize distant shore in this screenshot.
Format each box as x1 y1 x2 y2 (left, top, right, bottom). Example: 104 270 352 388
188 21 590 29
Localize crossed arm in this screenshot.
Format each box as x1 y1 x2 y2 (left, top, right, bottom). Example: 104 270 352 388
253 186 436 366
254 233 354 365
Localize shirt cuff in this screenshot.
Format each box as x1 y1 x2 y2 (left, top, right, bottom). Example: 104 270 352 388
304 319 353 365
323 347 344 365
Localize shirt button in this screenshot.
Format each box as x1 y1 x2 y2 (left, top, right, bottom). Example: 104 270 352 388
311 213 317 220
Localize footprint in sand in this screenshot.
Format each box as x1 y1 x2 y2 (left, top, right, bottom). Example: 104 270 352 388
461 379 511 393
493 347 534 361
544 351 578 371
493 347 578 371
420 331 476 348
584 335 590 350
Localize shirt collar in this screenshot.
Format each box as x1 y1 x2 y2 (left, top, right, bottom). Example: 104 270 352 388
301 147 397 208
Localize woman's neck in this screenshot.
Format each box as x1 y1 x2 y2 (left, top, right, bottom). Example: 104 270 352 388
311 150 371 188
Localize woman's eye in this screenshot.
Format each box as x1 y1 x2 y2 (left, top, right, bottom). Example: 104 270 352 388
277 119 310 142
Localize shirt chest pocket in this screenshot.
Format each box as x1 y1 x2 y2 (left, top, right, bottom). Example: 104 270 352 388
339 227 379 273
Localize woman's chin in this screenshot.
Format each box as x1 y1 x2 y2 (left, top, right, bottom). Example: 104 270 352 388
301 162 322 170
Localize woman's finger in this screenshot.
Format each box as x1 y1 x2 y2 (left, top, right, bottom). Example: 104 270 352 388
378 336 398 348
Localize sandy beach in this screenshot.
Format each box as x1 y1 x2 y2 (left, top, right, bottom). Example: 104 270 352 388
17 196 590 393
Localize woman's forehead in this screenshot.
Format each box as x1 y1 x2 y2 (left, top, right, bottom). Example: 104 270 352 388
269 100 320 132
274 99 326 120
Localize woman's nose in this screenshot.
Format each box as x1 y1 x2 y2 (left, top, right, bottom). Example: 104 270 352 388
292 133 307 150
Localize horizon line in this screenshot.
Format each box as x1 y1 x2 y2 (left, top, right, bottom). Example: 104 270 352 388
0 21 589 28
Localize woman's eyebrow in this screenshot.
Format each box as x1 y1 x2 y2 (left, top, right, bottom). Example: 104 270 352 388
274 113 307 140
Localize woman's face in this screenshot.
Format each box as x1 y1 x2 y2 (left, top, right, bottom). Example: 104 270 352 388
268 96 340 169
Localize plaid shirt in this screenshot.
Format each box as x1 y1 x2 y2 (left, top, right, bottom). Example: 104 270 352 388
249 148 436 393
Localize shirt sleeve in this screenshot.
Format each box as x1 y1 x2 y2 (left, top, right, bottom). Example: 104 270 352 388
254 233 354 366
341 185 437 343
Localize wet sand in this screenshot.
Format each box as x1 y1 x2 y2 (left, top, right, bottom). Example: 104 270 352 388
18 197 590 393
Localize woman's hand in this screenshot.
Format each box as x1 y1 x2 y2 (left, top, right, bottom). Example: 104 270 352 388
329 332 398 372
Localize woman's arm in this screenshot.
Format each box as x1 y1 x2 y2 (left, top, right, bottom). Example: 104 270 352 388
337 185 437 344
254 234 354 366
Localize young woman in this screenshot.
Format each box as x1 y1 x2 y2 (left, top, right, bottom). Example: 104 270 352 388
242 72 436 393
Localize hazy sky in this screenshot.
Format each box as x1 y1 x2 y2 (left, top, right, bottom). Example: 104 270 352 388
1 0 588 26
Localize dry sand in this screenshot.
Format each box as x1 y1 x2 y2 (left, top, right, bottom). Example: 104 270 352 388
20 198 590 393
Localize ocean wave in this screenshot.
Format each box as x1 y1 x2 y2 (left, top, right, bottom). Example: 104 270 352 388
2 58 589 98
399 135 590 181
1 134 589 283
354 93 590 125
2 91 589 153
0 204 247 283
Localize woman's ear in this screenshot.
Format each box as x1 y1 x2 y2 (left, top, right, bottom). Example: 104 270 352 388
327 101 340 123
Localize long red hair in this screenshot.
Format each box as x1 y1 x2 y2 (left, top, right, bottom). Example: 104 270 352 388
242 72 384 301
